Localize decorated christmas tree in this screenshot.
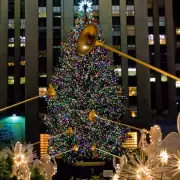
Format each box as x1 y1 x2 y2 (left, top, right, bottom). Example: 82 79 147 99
43 9 129 162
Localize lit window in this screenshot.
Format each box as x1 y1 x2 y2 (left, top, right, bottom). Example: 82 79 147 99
20 61 25 66
126 5 134 16
160 34 166 45
8 19 14 29
20 77 25 84
8 62 15 66
8 37 15 47
128 68 136 76
129 87 137 96
176 28 180 35
176 81 180 88
161 75 168 82
159 16 165 26
148 34 154 45
39 7 46 18
127 25 135 36
148 0 153 8
20 19 25 29
148 17 153 27
19 36 25 47
39 87 47 95
112 6 120 16
150 77 156 82
8 76 14 85
39 74 47 78
53 7 60 13
127 44 135 50
130 111 138 118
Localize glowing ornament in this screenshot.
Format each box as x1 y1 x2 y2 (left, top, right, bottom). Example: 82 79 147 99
91 144 97 151
47 84 56 99
67 127 73 135
88 110 97 122
73 145 79 151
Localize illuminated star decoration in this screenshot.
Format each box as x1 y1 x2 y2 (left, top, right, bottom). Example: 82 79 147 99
78 0 92 13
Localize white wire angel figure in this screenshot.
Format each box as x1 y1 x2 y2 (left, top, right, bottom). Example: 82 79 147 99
3 141 36 180
33 155 57 180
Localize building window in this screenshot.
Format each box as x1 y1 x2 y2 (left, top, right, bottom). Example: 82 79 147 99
20 77 25 84
148 17 153 27
39 7 46 18
129 87 137 96
176 28 180 35
8 19 14 29
159 16 165 26
126 0 134 5
53 0 61 6
112 0 120 5
148 0 152 8
160 34 166 45
127 36 135 45
53 7 61 13
113 36 120 45
176 81 180 88
126 5 134 16
39 87 47 95
148 34 154 45
127 25 135 36
20 19 25 29
112 6 120 16
128 68 136 76
150 77 156 82
161 75 168 82
8 76 14 85
39 0 46 7
8 62 15 66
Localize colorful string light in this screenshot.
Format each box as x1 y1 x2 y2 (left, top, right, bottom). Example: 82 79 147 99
43 13 129 162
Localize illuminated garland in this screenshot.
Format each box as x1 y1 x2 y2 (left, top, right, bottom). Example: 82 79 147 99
43 13 129 163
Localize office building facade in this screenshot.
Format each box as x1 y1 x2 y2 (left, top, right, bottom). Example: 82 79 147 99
0 0 177 143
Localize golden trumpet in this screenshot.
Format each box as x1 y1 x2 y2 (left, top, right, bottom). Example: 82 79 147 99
77 23 180 81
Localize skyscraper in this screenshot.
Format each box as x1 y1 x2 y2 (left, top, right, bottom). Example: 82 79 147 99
0 0 177 143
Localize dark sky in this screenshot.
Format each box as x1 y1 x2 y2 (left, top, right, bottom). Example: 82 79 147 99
173 0 180 26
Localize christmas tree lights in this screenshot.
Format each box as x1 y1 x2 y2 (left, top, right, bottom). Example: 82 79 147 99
43 13 129 162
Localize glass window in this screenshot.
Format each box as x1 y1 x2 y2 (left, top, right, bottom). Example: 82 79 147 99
53 0 61 6
112 6 120 16
112 0 120 5
39 0 46 7
39 7 47 18
20 19 25 29
39 18 46 27
128 68 136 76
39 87 47 95
127 25 135 36
126 5 134 16
113 36 120 45
160 34 166 45
20 77 25 84
159 16 165 26
127 36 135 45
148 34 154 45
176 28 180 35
8 76 14 85
148 17 153 27
53 7 60 13
148 0 152 8
8 19 14 29
127 16 135 25
53 17 61 27
126 0 134 5
129 87 137 96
